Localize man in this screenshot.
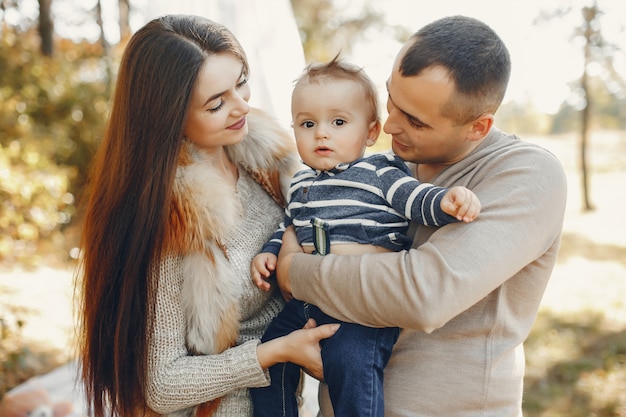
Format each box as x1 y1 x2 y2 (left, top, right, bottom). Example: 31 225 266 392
276 15 567 417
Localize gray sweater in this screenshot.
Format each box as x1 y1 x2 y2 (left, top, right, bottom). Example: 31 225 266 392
146 170 285 417
289 128 567 417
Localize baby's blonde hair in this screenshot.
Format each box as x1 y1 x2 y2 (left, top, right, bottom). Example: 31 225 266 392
294 55 380 123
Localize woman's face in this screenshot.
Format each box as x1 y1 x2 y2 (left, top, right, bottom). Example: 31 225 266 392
183 52 251 152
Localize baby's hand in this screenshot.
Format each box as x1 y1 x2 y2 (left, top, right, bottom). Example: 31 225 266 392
251 252 278 291
441 186 481 222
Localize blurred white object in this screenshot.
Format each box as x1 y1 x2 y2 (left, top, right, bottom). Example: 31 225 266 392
29 404 54 417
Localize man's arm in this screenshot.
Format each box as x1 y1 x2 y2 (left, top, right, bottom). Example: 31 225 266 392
280 147 567 332
276 226 303 301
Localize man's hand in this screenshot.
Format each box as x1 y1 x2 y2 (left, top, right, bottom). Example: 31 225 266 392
276 226 303 301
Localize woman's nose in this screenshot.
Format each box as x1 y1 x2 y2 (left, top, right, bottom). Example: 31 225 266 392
233 92 250 116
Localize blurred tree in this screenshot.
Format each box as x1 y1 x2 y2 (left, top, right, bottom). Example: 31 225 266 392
95 0 109 54
551 100 581 134
37 0 53 55
551 76 626 134
535 1 625 211
290 0 385 62
496 99 554 136
579 4 597 211
118 0 130 41
0 25 110 267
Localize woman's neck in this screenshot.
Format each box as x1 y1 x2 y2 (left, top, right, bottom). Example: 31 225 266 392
204 146 239 188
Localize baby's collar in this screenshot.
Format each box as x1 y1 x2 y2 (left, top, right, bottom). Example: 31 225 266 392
302 160 354 176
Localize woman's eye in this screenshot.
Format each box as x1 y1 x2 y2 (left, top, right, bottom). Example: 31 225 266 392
208 101 224 113
237 77 248 88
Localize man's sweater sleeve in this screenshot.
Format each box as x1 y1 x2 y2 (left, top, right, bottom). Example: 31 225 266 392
290 146 567 332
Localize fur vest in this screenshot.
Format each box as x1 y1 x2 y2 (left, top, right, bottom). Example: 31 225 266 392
160 108 298 417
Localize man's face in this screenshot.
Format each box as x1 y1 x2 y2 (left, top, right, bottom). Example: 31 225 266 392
383 45 476 168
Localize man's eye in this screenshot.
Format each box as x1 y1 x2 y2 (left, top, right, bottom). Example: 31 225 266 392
406 116 424 130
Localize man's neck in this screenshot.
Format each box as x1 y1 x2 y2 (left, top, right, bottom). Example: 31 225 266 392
416 163 445 182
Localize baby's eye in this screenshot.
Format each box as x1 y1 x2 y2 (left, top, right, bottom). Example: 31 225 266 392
332 118 346 127
301 121 315 129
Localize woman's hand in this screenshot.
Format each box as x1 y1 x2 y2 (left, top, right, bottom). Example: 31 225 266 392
256 319 339 381
276 226 303 301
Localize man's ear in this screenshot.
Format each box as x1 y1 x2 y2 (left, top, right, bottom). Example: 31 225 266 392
366 120 382 147
467 113 494 141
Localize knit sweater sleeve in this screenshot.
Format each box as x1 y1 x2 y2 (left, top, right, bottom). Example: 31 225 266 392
145 254 269 414
374 154 458 226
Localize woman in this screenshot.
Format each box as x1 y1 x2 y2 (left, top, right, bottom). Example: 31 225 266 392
76 15 337 417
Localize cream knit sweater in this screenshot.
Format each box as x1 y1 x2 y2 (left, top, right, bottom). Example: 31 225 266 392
146 170 285 417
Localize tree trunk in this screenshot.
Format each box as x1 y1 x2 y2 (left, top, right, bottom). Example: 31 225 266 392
579 6 595 212
94 0 114 97
38 0 53 56
580 70 593 211
95 0 109 54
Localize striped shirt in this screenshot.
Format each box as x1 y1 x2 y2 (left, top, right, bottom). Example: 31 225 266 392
261 153 459 255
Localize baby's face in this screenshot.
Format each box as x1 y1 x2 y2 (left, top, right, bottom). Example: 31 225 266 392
291 78 377 171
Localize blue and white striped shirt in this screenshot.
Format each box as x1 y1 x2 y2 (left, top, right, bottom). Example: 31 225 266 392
261 153 458 255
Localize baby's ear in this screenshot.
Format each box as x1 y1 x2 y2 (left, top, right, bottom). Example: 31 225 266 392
366 120 382 146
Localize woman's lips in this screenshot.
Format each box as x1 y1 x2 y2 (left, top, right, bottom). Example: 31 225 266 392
228 117 246 130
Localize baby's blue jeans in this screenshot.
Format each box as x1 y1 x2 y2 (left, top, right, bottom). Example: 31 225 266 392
250 299 399 417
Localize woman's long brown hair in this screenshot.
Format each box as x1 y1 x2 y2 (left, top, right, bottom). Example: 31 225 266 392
76 15 248 417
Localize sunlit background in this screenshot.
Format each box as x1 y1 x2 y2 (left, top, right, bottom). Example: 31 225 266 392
10 0 626 117
1 1 625 416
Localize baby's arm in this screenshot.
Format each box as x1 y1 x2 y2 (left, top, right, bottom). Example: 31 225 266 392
251 252 278 291
376 154 480 226
252 215 292 291
441 186 481 223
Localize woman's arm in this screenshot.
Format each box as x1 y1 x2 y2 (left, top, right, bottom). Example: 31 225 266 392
257 319 339 379
145 255 336 414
